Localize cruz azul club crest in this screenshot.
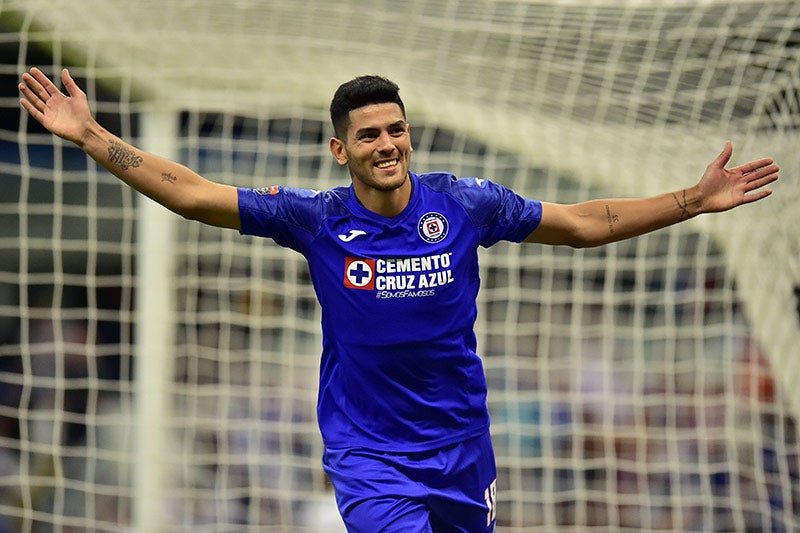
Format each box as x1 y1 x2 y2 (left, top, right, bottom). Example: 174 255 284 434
417 212 449 243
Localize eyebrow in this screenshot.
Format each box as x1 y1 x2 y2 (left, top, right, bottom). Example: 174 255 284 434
354 120 408 136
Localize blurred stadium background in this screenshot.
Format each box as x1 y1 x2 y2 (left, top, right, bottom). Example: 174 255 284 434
0 1 798 531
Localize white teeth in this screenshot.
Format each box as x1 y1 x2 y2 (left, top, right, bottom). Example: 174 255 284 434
376 160 397 169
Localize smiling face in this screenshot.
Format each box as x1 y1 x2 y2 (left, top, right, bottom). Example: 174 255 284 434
329 102 413 215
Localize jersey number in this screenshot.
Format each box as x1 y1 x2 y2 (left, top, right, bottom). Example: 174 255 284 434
484 478 497 526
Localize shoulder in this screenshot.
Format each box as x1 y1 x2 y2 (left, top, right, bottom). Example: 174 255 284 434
415 171 498 202
415 171 508 209
416 171 487 192
415 171 542 245
240 184 350 215
238 184 351 241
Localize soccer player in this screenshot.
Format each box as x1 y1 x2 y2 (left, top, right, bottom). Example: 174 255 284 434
19 67 779 532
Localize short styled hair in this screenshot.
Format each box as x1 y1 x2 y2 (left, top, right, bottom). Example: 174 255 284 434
329 75 405 140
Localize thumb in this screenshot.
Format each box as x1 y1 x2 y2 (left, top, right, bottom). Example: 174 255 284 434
61 68 84 98
711 140 733 169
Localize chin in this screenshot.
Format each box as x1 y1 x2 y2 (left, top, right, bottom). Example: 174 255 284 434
372 171 408 189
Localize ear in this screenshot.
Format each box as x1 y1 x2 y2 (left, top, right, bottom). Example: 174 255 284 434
329 137 348 165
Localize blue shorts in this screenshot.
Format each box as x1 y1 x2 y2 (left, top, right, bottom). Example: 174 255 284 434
322 431 497 533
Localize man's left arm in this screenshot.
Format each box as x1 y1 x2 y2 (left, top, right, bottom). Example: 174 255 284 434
524 141 779 248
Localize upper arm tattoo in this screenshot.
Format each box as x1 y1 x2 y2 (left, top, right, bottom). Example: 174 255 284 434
107 139 143 170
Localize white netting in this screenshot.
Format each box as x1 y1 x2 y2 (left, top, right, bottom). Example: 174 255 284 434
1 0 798 531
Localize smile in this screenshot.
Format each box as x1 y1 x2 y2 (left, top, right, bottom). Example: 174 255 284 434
376 159 398 169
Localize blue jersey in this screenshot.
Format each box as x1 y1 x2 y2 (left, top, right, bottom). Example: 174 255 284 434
238 171 542 451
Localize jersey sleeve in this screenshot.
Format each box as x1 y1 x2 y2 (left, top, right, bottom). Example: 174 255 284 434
237 186 328 253
452 177 543 247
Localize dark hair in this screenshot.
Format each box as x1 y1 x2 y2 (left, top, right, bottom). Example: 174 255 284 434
329 75 405 139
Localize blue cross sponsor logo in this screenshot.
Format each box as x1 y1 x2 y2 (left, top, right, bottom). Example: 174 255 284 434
344 257 375 290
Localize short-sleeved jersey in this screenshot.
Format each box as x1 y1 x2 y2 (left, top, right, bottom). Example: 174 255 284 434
238 171 542 451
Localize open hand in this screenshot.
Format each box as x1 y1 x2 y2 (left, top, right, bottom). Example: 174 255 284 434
19 67 93 146
697 141 779 213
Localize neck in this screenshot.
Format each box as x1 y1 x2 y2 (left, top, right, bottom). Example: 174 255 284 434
353 174 412 218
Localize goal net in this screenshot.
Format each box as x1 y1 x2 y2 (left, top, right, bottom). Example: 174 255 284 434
1 0 798 531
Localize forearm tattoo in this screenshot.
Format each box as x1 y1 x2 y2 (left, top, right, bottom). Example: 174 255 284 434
605 204 619 235
672 189 690 220
161 172 177 184
107 139 143 170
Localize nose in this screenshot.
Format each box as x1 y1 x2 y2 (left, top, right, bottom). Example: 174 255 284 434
375 131 395 152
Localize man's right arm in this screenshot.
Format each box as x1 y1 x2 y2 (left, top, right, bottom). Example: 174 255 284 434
20 67 240 230
81 120 240 229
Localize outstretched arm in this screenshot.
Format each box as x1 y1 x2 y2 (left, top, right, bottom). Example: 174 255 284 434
19 67 240 229
525 141 779 247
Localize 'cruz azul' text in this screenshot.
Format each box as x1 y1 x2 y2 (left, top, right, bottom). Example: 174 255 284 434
343 253 456 297
376 269 455 291
375 252 454 293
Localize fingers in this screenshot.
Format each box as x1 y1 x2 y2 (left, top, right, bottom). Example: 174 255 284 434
19 68 51 108
740 163 778 205
29 67 59 96
755 171 778 187
737 157 776 176
19 95 44 122
19 67 76 124
741 188 773 205
20 67 68 102
18 78 47 120
716 141 779 188
746 166 779 189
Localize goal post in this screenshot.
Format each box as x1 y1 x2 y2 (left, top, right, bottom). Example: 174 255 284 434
2 0 799 531
134 109 179 532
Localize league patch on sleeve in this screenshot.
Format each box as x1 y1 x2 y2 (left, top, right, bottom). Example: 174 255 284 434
253 185 281 195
